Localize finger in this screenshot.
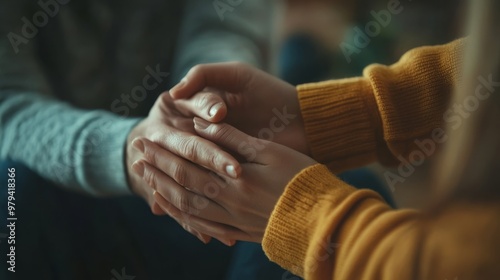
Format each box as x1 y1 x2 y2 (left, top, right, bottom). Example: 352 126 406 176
151 202 166 216
174 91 228 123
134 138 227 195
169 62 252 100
133 160 228 222
132 160 230 221
185 224 212 244
145 129 241 178
161 199 211 244
193 117 269 163
155 192 248 245
144 188 165 215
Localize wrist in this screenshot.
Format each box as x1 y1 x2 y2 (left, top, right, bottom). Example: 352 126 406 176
125 118 148 199
279 86 310 155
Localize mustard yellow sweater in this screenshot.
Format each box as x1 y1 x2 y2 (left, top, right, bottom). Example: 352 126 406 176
262 39 500 279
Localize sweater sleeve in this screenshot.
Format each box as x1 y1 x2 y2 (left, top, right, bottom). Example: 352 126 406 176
0 2 138 196
263 164 500 279
170 0 277 83
298 39 465 172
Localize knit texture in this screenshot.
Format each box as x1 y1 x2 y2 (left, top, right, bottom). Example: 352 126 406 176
261 39 500 279
299 39 465 171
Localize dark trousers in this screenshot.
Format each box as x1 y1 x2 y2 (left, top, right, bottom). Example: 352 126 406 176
0 160 299 280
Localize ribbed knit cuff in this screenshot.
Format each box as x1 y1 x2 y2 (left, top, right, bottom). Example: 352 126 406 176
78 114 141 196
262 164 356 276
297 78 382 172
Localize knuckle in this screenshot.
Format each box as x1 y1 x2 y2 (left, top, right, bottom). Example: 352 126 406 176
175 192 192 213
207 149 225 171
150 131 169 146
171 161 188 186
212 124 232 143
142 165 158 190
143 145 159 166
180 136 199 161
194 93 211 109
209 153 220 170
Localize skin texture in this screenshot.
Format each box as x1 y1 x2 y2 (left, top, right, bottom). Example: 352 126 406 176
126 92 242 243
141 118 317 243
170 62 310 155
133 62 316 243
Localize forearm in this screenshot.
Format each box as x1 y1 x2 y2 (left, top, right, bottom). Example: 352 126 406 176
263 164 416 277
298 39 465 172
263 164 499 279
1 92 139 195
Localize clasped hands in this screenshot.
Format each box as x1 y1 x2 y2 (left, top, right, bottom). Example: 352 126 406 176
126 62 316 246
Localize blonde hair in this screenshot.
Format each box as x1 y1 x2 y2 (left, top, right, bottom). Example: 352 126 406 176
435 0 500 200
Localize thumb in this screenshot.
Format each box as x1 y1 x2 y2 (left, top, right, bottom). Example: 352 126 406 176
175 91 228 123
193 117 267 163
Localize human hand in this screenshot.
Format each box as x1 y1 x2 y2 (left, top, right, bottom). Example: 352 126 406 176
126 93 242 243
144 117 317 243
169 62 310 155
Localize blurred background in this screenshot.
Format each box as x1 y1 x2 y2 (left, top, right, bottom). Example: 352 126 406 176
277 0 467 209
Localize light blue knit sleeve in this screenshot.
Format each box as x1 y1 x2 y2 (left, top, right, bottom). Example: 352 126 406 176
0 93 139 195
0 22 138 196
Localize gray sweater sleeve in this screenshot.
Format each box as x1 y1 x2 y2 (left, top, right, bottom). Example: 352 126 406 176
0 93 139 195
0 24 138 195
171 0 277 83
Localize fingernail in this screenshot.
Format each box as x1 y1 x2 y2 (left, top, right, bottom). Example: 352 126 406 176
226 165 238 178
193 117 210 130
208 103 223 117
132 161 144 177
132 139 145 153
